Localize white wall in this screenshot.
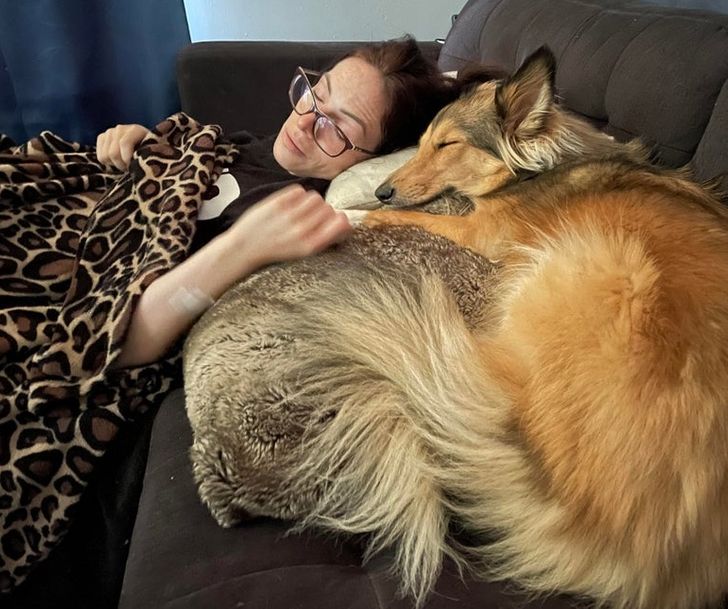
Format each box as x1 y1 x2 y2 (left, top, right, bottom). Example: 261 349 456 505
183 0 466 42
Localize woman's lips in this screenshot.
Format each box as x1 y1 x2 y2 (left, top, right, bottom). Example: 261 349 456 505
284 131 305 156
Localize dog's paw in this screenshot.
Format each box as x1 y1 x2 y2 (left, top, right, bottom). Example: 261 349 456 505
342 209 369 226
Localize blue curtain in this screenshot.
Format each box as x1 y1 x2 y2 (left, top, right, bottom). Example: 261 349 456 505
0 0 190 144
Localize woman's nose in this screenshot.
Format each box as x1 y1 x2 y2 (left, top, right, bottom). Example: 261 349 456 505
296 112 316 134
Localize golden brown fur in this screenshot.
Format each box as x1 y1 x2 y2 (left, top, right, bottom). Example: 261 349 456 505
294 48 728 608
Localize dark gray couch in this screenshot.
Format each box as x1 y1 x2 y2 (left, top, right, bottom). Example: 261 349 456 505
117 2 728 608
24 1 724 608
120 1 728 608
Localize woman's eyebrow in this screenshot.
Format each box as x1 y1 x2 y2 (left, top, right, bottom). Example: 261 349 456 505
323 72 368 136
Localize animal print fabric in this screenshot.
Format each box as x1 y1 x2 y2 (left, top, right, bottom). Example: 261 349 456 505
0 113 237 592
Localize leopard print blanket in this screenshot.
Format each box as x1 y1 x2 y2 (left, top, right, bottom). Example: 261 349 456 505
0 113 236 592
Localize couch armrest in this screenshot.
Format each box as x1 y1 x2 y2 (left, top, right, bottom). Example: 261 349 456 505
176 41 441 137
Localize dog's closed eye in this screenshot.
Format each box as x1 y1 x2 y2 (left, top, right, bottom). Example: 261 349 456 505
435 141 461 150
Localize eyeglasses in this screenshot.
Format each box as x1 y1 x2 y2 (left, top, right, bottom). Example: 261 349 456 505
288 66 377 158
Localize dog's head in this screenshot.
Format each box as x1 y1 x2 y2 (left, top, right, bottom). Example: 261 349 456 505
376 47 644 208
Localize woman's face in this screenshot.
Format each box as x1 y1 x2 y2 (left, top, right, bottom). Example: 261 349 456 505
273 56 388 180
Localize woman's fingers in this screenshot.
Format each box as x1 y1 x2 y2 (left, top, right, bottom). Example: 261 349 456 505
296 197 339 234
96 130 110 167
296 205 353 255
310 211 353 250
119 134 137 167
228 185 355 264
107 142 126 171
95 124 149 171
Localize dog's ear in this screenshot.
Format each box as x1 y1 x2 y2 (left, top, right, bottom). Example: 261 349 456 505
495 47 556 139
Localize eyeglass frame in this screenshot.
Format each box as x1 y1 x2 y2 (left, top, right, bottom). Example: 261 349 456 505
288 66 378 158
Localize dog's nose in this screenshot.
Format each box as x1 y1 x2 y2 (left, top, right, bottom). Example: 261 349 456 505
375 183 395 203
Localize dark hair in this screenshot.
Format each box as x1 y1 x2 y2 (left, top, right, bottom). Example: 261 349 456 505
339 36 460 154
455 62 509 94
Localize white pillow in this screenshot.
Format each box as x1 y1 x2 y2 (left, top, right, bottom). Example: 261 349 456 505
325 147 417 210
325 70 457 210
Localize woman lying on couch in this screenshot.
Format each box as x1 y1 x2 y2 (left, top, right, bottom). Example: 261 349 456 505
0 35 461 600
99 37 459 368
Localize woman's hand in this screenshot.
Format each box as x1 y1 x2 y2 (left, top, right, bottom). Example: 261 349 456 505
115 184 351 368
228 184 353 268
96 123 150 171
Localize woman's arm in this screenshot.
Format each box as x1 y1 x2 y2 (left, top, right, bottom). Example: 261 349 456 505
113 185 351 368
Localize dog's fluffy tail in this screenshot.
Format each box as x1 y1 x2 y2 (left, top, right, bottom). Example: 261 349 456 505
276 265 508 604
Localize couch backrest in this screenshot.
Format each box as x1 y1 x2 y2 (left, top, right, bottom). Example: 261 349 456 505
439 0 728 191
177 41 441 138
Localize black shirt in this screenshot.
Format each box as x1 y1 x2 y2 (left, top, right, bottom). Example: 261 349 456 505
191 131 329 252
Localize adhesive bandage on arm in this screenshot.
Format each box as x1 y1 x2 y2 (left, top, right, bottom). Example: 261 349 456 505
168 286 215 318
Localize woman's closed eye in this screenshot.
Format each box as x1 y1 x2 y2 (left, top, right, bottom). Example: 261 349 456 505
316 94 356 135
313 88 337 119
316 82 349 126
313 80 329 103
316 95 348 129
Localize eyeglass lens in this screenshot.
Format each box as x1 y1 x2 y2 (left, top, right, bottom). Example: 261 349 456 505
290 72 347 156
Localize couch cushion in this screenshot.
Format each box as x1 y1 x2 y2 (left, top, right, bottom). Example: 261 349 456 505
439 0 728 191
